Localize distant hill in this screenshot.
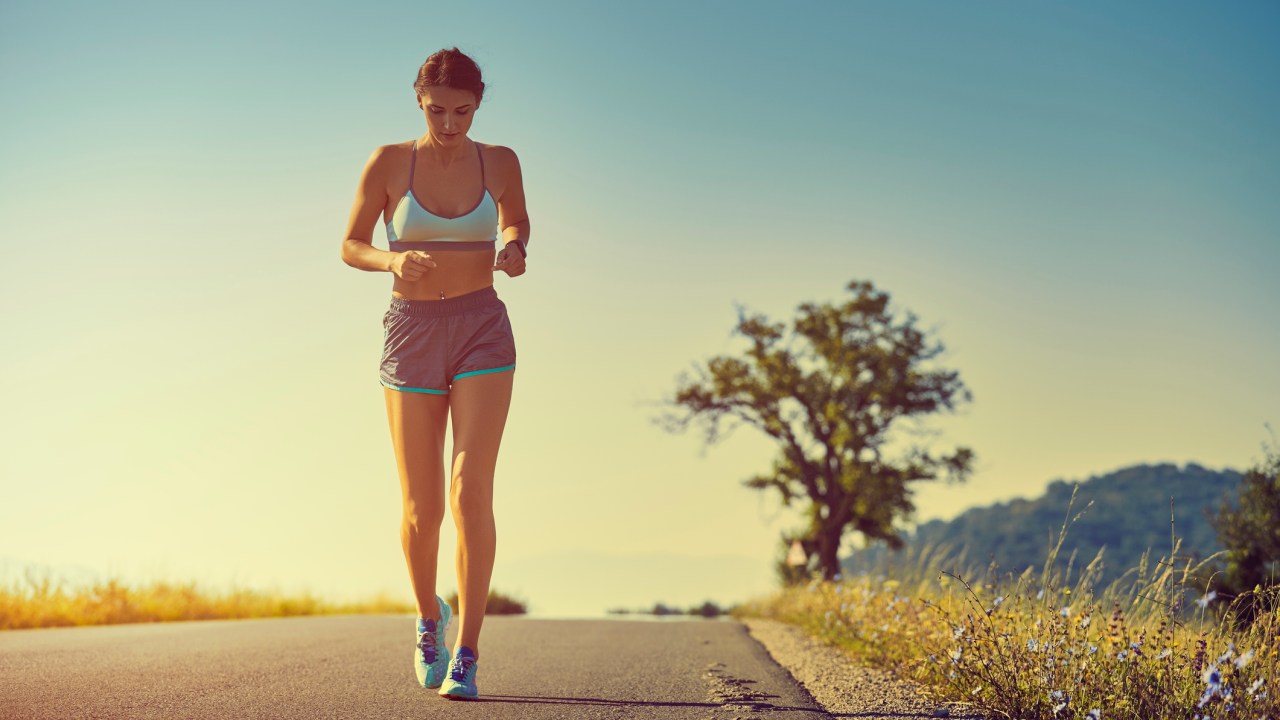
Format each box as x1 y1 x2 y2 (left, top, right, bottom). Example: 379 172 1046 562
842 462 1244 586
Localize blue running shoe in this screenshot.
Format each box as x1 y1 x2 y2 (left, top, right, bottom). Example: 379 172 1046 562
438 646 479 700
414 596 452 688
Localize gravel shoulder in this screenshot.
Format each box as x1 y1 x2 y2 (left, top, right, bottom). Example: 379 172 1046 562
741 618 988 719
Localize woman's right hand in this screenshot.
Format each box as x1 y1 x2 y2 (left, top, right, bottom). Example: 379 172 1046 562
389 250 437 281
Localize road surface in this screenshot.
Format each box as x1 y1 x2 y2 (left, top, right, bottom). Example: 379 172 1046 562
3 614 837 719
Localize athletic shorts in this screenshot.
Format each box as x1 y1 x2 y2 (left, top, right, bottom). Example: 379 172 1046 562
379 285 516 395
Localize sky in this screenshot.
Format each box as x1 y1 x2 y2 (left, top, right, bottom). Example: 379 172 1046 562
1 0 1277 618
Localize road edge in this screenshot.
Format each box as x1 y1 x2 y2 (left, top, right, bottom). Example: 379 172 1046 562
739 617 986 719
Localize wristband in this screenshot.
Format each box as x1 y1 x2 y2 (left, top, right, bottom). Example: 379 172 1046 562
506 240 527 258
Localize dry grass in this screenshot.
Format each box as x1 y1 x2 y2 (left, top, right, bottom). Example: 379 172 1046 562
736 493 1279 719
1 566 410 630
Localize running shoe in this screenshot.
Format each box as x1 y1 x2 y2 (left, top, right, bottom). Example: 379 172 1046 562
438 646 479 700
414 595 452 688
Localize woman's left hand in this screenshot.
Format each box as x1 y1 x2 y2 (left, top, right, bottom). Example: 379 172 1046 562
494 243 527 277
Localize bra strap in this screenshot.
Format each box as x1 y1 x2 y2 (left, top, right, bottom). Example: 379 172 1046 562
475 142 486 187
407 139 417 190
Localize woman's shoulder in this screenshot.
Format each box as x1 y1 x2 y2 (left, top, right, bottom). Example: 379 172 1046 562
478 141 517 159
362 139 413 173
478 142 521 178
475 142 524 201
371 138 415 154
387 139 416 161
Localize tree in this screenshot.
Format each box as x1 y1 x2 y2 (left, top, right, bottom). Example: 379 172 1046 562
1209 426 1280 625
659 279 975 582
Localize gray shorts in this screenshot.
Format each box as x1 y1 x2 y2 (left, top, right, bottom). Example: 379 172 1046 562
379 285 516 395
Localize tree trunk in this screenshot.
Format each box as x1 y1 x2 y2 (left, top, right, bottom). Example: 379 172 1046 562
814 525 842 581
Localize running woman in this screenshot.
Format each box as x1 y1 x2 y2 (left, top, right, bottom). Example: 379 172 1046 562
340 46 529 700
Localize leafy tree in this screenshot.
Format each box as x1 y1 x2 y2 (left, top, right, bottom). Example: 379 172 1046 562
660 280 975 581
1209 427 1280 624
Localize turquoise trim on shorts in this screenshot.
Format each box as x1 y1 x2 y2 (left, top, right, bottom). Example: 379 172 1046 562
380 378 449 395
380 287 515 394
452 364 516 382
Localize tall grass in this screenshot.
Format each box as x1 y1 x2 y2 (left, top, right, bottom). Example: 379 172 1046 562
0 566 415 630
737 490 1279 719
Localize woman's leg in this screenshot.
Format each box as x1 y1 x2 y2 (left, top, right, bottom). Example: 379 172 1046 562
384 386 451 620
447 369 514 656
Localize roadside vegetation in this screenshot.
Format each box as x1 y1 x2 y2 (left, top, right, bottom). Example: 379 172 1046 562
658 277 1279 717
0 571 530 630
737 483 1280 719
444 589 528 615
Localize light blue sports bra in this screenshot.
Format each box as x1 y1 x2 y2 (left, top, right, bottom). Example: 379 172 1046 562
386 139 498 252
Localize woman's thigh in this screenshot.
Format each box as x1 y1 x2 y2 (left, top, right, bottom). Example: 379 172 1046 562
384 387 450 512
448 370 514 488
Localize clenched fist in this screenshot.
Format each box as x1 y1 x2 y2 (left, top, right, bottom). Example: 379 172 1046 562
389 251 437 281
493 243 527 278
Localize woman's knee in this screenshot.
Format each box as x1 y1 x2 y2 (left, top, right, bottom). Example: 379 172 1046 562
449 472 494 519
403 495 447 531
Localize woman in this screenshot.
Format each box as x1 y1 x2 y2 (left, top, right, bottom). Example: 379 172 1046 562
340 47 528 701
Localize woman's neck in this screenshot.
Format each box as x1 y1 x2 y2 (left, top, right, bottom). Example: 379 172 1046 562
419 135 469 168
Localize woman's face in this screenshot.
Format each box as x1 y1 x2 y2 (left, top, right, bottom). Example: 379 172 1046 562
418 86 479 145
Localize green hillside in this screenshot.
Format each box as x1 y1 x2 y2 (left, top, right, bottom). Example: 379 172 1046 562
842 462 1244 586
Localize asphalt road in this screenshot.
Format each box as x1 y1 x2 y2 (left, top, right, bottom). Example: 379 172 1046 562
2 615 833 719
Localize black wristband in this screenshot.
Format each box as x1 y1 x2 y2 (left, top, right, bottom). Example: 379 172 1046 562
507 240 527 258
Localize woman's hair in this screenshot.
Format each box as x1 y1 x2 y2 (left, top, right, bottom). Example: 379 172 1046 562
414 47 485 106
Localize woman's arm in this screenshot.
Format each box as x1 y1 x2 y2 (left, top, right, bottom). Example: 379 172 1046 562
341 145 398 272
494 145 530 252
491 145 529 277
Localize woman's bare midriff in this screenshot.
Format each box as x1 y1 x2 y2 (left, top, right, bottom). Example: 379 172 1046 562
391 249 497 300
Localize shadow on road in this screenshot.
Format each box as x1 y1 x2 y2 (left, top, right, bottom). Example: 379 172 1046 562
478 694 820 714
824 707 957 712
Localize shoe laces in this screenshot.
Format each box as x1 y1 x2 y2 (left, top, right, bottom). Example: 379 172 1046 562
416 621 440 664
449 652 477 682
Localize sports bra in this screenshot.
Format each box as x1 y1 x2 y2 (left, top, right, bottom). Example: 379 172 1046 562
386 138 499 252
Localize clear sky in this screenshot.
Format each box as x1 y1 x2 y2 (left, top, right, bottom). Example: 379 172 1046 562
1 0 1277 617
